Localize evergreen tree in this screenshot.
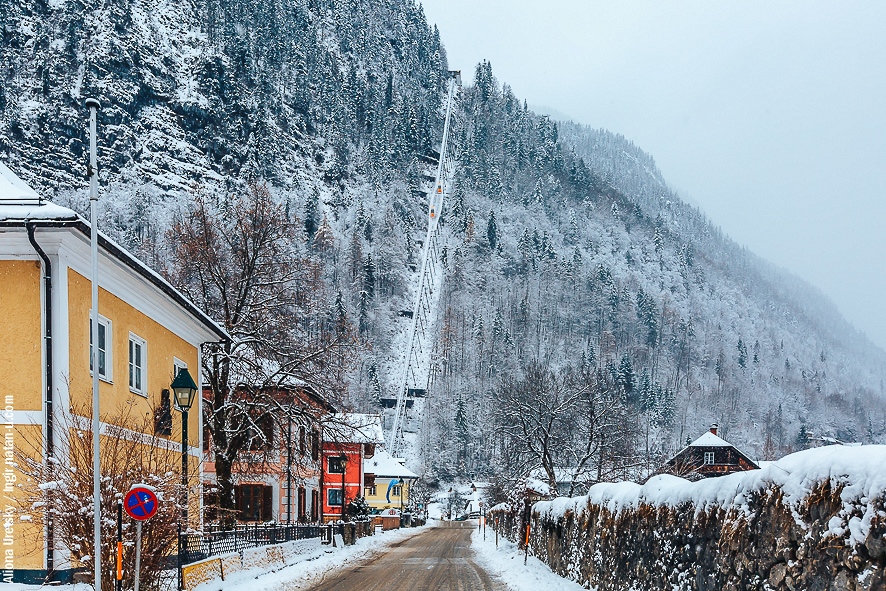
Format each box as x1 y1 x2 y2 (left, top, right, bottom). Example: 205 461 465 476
454 396 470 465
358 290 370 334
618 355 635 399
486 210 498 249
304 187 320 238
363 253 376 298
796 424 810 450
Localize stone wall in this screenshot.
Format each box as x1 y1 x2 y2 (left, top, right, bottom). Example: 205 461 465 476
490 448 886 591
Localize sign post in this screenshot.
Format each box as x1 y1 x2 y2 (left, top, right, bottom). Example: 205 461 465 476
116 502 123 591
124 485 159 591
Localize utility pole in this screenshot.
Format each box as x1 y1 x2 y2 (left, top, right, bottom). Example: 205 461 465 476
85 96 101 591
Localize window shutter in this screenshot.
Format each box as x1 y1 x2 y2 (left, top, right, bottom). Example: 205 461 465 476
235 485 245 521
262 486 273 521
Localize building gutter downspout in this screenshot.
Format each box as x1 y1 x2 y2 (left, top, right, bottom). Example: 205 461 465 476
26 222 54 581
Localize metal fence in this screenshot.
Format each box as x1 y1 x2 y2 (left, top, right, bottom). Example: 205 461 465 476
179 523 329 565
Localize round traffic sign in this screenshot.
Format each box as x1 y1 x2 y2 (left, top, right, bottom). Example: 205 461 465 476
124 487 159 521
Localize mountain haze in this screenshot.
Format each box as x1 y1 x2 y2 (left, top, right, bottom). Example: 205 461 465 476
1 0 883 483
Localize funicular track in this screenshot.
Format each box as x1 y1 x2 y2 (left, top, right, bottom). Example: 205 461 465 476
386 71 461 457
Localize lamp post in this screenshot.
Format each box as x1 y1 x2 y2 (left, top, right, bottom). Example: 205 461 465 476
398 478 404 512
171 368 198 528
85 96 101 591
339 455 348 522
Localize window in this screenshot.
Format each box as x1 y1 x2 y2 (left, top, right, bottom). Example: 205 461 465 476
154 388 172 436
311 430 319 461
173 358 187 378
328 456 346 474
327 488 343 506
89 316 112 381
297 487 307 521
311 490 319 521
704 451 715 465
365 486 377 497
299 426 306 456
235 484 272 521
129 334 147 395
244 414 275 450
391 485 402 497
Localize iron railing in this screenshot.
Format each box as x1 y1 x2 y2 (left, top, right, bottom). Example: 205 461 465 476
178 523 329 565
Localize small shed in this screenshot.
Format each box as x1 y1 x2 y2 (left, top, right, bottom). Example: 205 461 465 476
665 424 759 478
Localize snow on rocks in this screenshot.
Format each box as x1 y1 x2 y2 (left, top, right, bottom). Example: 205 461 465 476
535 445 886 547
515 445 886 591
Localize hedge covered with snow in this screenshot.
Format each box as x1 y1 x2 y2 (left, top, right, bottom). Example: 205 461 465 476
499 446 886 591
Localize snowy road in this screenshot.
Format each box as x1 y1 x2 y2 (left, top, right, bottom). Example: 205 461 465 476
302 521 507 591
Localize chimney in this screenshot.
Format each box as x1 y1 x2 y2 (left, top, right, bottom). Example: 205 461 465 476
710 423 719 436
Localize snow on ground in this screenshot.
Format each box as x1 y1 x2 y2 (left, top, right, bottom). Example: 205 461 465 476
470 522 587 591
1 527 426 591
201 526 426 591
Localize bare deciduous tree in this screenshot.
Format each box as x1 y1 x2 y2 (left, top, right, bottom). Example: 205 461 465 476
165 184 357 522
15 402 184 591
493 361 637 496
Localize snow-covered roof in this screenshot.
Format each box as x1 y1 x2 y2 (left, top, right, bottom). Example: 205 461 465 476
0 161 78 220
0 161 41 203
0 160 228 341
688 431 733 447
364 448 418 479
325 413 385 444
668 429 759 469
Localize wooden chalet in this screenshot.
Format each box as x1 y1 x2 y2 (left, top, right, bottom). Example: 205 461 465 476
665 424 759 478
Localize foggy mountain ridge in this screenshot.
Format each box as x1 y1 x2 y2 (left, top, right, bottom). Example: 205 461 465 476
1 0 884 482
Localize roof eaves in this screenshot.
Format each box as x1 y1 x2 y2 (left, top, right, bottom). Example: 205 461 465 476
2 218 229 342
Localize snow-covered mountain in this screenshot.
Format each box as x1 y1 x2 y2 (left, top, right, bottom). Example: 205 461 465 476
2 0 883 484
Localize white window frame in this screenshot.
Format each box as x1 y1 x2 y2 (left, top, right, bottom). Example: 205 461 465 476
89 314 113 383
327 488 343 507
704 451 715 465
173 357 187 379
129 333 147 396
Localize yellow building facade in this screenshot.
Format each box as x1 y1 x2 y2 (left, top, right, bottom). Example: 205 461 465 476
0 162 226 583
362 449 418 513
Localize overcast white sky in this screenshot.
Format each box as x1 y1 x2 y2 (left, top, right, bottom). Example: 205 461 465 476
420 0 886 351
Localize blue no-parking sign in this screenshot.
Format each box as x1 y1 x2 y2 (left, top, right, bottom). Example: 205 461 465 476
124 486 158 521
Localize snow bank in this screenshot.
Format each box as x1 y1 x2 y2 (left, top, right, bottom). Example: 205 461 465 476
471 524 588 591
536 445 886 546
491 445 886 590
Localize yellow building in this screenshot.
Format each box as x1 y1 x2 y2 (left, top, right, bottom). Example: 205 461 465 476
362 449 418 513
0 162 227 583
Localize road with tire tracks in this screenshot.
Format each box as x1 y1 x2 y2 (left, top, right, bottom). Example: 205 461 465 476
304 521 506 591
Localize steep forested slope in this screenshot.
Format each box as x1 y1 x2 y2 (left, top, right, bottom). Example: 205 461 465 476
2 0 883 486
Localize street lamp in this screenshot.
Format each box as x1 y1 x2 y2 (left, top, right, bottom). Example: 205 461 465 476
340 455 349 521
398 478 404 512
171 368 198 528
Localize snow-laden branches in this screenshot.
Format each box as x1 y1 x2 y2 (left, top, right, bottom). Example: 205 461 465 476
492 361 638 497
165 183 359 519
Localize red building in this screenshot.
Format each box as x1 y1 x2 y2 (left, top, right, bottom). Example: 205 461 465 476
321 413 385 521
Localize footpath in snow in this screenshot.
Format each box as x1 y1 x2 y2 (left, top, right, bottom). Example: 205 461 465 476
1 526 425 591
208 525 425 591
470 522 586 591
